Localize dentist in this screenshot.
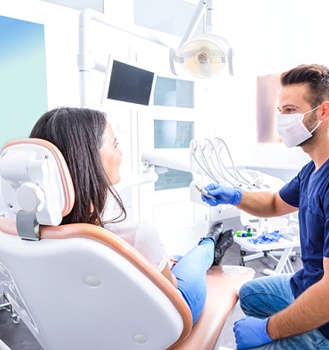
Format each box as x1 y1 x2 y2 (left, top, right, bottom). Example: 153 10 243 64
202 64 329 349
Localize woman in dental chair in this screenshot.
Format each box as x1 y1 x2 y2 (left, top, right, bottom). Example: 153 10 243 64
29 107 234 325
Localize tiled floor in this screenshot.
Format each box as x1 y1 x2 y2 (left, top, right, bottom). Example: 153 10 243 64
0 238 302 350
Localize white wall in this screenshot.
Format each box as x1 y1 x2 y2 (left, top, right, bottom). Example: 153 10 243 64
0 0 322 173
204 0 329 171
3 0 325 171
103 0 315 175
2 0 327 253
0 0 80 109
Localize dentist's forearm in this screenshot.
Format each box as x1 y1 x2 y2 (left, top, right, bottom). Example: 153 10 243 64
236 190 296 218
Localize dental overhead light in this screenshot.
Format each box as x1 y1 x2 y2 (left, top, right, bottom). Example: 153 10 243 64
170 0 233 78
172 35 233 78
78 0 233 106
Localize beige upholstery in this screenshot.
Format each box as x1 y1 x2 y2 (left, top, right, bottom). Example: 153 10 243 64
0 217 254 349
0 139 255 349
0 217 192 349
170 265 254 349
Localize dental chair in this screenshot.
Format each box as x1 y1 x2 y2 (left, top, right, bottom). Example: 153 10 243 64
0 138 254 350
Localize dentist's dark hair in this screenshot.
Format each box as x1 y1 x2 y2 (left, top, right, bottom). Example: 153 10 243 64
30 107 126 226
281 64 329 107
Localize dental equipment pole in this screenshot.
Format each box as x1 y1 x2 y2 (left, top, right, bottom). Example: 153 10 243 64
176 0 208 51
78 9 165 107
206 0 234 76
141 152 190 173
171 0 233 77
78 1 230 107
169 0 213 75
203 0 234 76
78 2 209 107
205 0 215 35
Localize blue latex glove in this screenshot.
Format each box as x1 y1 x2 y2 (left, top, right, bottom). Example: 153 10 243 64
248 230 282 245
233 317 273 349
201 183 242 206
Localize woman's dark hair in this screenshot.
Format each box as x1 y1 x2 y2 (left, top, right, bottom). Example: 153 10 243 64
281 64 329 107
30 107 126 226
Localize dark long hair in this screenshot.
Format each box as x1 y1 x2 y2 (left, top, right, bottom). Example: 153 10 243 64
30 107 126 226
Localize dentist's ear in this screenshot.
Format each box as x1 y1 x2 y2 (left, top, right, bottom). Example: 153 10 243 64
320 101 329 121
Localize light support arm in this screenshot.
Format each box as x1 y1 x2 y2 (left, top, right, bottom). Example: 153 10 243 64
78 9 165 107
177 0 217 48
171 0 233 78
78 3 233 107
205 0 215 34
141 152 190 173
177 0 207 50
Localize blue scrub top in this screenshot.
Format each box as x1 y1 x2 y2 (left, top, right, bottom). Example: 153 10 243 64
280 159 329 339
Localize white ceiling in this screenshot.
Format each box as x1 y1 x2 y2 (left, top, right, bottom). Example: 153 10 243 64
38 0 103 12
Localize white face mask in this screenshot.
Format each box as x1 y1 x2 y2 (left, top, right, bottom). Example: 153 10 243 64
276 105 321 148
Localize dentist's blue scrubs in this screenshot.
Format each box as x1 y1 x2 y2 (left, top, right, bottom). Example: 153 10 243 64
280 159 329 340
239 159 329 349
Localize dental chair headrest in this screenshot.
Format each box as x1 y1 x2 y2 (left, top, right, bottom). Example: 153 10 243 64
0 138 75 240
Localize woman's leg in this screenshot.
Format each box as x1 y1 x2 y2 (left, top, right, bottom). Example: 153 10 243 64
239 274 295 318
171 238 214 324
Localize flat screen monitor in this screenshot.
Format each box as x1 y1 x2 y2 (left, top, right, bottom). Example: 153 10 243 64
103 57 155 106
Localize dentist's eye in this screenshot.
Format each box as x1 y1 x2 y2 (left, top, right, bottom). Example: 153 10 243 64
279 106 297 114
286 107 296 114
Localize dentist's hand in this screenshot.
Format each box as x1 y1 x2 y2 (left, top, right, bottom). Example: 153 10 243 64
201 183 242 206
233 317 273 349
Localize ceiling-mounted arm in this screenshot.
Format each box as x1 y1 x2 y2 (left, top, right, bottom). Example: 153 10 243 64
203 0 234 77
205 0 215 35
172 0 234 78
177 0 207 50
78 9 165 107
78 3 232 107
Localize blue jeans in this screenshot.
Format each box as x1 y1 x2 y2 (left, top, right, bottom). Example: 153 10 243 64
171 238 214 324
238 274 329 349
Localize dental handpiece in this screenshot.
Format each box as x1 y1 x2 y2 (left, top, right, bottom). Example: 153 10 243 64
194 184 216 200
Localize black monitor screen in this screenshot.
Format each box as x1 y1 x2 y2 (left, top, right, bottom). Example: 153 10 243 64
106 60 154 106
